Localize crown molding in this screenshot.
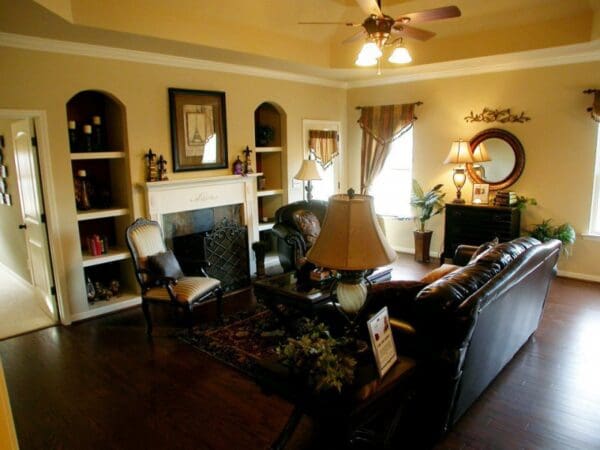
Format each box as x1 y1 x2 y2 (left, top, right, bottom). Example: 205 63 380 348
1 32 598 90
0 32 348 89
346 40 600 88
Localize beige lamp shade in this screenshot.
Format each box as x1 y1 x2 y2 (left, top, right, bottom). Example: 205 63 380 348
472 142 491 162
444 140 475 164
306 193 396 271
294 159 322 181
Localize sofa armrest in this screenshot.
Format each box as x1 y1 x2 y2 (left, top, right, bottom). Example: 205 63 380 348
367 280 428 320
453 245 478 266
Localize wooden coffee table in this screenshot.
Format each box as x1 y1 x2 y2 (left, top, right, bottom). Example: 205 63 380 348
252 267 392 333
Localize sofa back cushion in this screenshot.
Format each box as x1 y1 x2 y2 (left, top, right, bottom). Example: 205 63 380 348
416 237 540 314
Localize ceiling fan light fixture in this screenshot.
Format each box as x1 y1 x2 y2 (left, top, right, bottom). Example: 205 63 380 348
355 55 378 66
358 41 382 60
388 45 412 64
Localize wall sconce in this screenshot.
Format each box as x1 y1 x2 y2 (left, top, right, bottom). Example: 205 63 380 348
444 140 474 203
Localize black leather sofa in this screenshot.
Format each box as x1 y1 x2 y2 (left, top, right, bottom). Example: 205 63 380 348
368 237 562 439
271 200 327 272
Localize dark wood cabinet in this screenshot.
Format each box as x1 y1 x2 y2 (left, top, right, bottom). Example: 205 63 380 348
442 203 520 261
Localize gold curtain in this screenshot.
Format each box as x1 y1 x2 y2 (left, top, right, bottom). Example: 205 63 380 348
358 104 416 194
308 130 339 168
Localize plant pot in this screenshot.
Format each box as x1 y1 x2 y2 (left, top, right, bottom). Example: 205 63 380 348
414 230 433 263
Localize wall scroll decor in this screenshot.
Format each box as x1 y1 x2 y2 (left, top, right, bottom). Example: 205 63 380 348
169 88 228 171
464 108 531 124
583 89 600 122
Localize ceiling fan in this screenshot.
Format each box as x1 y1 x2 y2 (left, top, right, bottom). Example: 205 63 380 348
300 0 461 67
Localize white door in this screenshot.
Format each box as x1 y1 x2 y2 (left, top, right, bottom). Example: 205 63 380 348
11 119 57 320
302 119 342 201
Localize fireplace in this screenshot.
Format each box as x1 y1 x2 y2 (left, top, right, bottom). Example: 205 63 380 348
143 175 261 286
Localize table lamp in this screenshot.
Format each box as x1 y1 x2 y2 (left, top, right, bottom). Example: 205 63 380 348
471 142 491 179
444 140 475 203
294 159 321 201
306 189 396 314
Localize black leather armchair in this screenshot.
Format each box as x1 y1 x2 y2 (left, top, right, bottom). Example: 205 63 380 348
271 200 327 272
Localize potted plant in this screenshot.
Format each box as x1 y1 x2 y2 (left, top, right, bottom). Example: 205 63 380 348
410 180 446 262
527 219 576 255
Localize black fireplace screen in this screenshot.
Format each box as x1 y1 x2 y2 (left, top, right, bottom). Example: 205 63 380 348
172 218 250 292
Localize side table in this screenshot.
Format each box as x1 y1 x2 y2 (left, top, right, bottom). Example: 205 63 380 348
259 356 417 449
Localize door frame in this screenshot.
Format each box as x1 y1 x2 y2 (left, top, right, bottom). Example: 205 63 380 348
0 109 70 324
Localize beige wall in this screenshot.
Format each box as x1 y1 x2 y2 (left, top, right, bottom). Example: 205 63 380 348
0 119 30 283
0 46 347 316
347 61 600 278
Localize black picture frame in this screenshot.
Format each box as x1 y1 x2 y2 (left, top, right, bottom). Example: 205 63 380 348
168 88 228 172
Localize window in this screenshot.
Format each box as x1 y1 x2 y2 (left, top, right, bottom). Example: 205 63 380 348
369 126 413 217
588 124 600 234
311 163 335 201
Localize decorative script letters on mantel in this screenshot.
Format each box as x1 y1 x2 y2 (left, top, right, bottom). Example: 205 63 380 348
189 192 219 204
464 107 531 124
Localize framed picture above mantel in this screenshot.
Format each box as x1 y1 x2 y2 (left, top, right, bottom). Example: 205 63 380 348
168 88 228 172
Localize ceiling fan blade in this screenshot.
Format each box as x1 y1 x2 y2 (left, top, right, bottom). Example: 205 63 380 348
298 21 361 26
355 0 382 17
343 30 367 44
396 5 461 24
392 24 436 41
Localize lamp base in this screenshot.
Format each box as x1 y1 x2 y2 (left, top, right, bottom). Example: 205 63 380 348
336 270 368 314
453 198 466 204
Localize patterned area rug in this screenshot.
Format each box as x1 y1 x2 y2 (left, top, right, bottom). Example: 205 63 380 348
179 306 288 377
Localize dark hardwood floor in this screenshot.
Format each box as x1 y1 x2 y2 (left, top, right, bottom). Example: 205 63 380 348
1 253 599 449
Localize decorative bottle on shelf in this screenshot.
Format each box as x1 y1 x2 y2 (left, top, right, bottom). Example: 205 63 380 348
91 115 104 151
68 120 79 152
75 169 92 210
82 124 93 152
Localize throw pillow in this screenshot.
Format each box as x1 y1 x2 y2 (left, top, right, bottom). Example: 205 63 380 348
292 210 321 248
420 264 461 284
148 250 184 280
469 237 499 263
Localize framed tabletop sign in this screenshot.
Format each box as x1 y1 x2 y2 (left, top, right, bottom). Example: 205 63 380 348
168 88 228 171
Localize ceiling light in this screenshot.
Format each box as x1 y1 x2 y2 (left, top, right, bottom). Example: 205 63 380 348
358 41 382 60
355 55 378 67
388 46 412 64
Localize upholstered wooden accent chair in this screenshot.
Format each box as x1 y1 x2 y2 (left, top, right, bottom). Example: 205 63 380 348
126 218 223 335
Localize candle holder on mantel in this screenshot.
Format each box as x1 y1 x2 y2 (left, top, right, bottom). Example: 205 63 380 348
243 146 254 174
145 148 158 182
157 155 169 181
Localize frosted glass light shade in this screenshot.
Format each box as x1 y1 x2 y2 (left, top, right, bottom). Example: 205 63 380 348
355 55 378 66
359 42 382 60
388 46 412 64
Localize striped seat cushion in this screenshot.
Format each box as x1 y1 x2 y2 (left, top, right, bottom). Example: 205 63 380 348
144 277 220 304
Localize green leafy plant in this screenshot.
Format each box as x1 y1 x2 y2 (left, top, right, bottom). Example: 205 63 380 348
278 318 356 393
528 219 576 255
410 180 446 232
515 196 537 210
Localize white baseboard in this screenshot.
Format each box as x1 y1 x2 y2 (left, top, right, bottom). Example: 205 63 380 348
70 296 141 322
556 270 600 283
0 262 32 288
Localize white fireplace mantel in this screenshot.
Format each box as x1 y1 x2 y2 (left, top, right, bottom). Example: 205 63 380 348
142 174 262 274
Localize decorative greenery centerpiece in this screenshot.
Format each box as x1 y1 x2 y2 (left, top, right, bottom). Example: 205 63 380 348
410 180 446 232
528 219 576 255
278 318 357 393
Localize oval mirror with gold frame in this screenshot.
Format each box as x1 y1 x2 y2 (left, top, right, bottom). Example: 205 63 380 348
466 128 525 191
